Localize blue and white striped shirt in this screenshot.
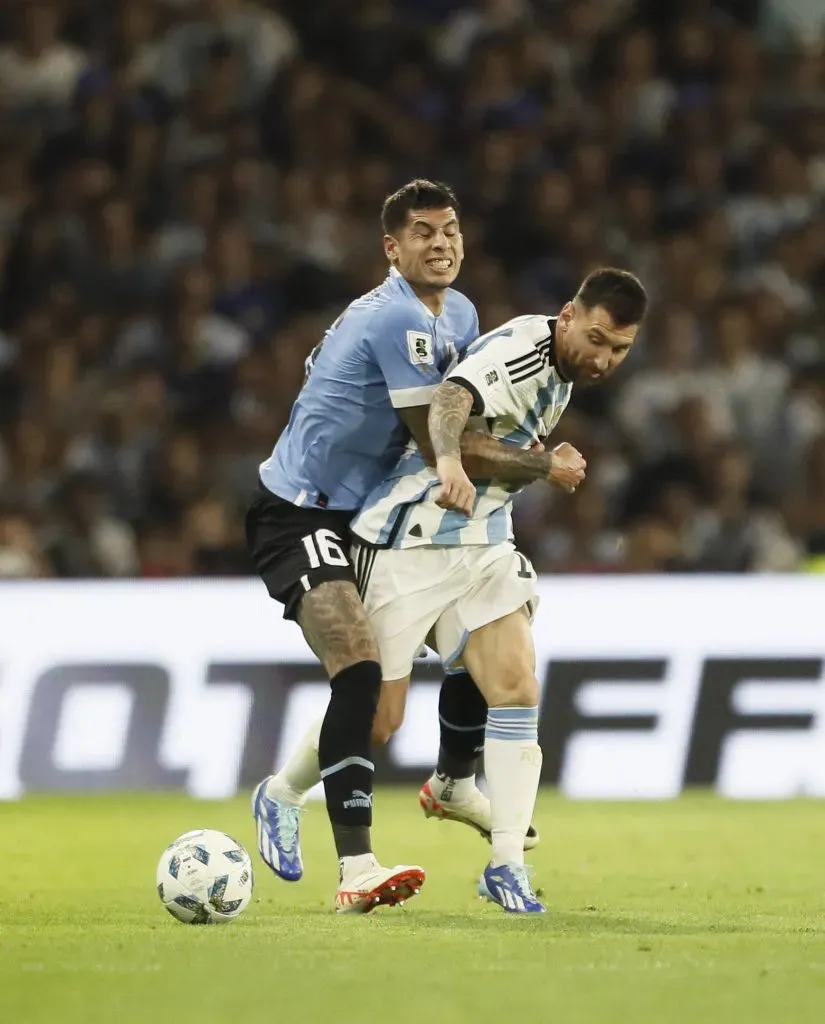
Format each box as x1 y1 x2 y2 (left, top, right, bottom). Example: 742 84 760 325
351 315 572 548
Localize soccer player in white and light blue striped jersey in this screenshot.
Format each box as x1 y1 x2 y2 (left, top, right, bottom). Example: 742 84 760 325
351 268 648 912
350 314 573 551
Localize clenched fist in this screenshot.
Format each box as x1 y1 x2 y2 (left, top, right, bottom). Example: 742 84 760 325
434 455 476 516
548 442 586 493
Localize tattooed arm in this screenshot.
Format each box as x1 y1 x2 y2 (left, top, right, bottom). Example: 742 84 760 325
400 393 555 486
428 381 474 460
423 381 477 515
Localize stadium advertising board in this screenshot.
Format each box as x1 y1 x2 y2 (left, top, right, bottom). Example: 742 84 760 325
0 578 823 800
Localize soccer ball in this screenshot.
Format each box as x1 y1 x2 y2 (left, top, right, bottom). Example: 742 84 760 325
156 829 254 924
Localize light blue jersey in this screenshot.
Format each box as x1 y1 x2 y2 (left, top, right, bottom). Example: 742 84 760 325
351 315 572 548
259 268 478 510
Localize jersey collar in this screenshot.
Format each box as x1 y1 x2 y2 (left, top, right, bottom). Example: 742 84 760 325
546 317 570 383
389 266 442 320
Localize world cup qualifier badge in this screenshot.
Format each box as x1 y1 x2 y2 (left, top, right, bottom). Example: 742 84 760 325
482 366 502 389
406 331 434 365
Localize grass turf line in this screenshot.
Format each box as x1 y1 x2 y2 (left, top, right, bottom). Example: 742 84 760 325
1 790 824 1024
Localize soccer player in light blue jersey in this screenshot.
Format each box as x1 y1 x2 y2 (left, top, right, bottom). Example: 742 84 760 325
247 180 557 913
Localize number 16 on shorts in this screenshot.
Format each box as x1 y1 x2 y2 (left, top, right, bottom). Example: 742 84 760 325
299 528 351 592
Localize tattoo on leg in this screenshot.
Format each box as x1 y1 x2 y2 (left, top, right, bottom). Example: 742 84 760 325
298 581 378 677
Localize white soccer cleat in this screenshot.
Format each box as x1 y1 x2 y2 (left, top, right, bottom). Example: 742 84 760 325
335 857 426 915
419 779 540 851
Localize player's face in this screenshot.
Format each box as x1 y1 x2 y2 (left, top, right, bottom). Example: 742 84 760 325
384 207 464 292
555 302 638 386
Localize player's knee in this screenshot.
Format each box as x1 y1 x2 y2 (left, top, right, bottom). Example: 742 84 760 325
298 582 380 677
332 632 381 678
329 660 382 721
490 669 539 708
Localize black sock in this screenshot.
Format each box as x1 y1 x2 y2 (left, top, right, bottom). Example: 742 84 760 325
436 671 487 780
318 660 381 858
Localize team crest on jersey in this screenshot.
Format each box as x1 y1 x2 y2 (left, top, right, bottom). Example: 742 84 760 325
483 366 502 390
406 331 434 366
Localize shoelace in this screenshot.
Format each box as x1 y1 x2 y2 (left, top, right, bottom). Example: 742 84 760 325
510 865 538 900
273 805 303 853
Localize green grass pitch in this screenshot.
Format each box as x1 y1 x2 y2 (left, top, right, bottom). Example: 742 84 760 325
2 790 824 1024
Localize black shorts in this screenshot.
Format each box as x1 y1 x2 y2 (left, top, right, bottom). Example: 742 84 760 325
245 483 357 621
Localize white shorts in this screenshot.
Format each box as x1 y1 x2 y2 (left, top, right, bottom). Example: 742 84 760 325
353 542 539 681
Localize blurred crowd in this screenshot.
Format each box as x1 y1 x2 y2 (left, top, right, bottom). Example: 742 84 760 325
0 0 824 579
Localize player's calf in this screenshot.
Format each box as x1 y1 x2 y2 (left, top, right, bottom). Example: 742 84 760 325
434 670 486 796
298 581 382 862
371 676 410 746
420 671 540 850
462 610 543 879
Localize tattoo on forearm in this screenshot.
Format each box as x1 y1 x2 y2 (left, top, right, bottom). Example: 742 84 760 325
428 382 474 460
461 433 553 484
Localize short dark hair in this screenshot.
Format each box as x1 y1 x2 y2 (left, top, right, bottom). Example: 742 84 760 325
381 179 459 235
575 268 648 328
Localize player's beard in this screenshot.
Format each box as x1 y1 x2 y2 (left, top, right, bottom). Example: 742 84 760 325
556 351 604 387
554 353 576 384
569 366 605 387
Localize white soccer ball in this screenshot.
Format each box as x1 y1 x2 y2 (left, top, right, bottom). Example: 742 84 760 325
156 829 254 924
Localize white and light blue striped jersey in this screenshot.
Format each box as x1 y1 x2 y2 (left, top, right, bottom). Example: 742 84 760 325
351 315 572 548
259 268 478 510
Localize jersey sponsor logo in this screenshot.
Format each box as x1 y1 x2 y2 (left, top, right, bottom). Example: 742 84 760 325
406 331 434 366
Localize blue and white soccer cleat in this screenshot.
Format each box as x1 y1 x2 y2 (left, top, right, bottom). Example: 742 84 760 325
251 777 304 882
478 863 546 914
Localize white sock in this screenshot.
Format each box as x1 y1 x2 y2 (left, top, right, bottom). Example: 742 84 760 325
484 706 541 867
265 716 322 805
428 771 476 803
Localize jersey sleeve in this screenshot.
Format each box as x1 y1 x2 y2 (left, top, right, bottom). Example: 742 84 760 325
446 328 542 418
366 302 442 409
464 305 480 349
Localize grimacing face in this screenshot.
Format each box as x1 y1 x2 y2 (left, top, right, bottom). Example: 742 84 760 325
384 206 464 292
555 301 639 385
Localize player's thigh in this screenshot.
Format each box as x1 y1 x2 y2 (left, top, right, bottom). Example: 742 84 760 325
355 543 455 683
460 608 539 707
246 486 377 677
434 545 539 705
298 581 378 677
372 675 411 745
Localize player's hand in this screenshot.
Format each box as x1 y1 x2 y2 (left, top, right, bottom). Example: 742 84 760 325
548 442 586 493
434 455 476 516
